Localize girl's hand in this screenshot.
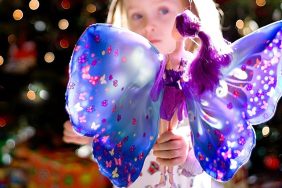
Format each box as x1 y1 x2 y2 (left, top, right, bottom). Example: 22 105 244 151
63 120 92 145
153 130 190 167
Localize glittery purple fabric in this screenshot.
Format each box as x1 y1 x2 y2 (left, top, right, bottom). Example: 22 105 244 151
160 67 186 121
160 85 186 121
151 58 188 121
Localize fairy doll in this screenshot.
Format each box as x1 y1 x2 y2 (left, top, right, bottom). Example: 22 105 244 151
150 10 233 188
65 9 282 188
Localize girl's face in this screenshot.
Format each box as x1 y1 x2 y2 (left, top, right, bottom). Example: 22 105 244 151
124 0 187 54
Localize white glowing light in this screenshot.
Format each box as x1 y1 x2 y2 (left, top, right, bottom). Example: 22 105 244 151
39 90 49 100
76 145 92 158
34 20 46 31
262 126 270 137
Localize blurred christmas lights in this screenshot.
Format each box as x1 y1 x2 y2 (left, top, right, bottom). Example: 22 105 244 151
0 117 7 127
26 90 36 101
262 125 270 137
61 0 70 9
0 55 4 66
7 34 16 44
6 139 16 150
237 18 259 36
2 154 12 165
256 0 266 7
34 20 46 31
86 4 96 13
59 39 69 49
76 145 92 158
25 82 49 102
272 9 281 21
39 90 49 100
13 9 23 21
236 19 244 30
44 52 55 63
58 19 69 30
29 0 40 10
264 155 280 170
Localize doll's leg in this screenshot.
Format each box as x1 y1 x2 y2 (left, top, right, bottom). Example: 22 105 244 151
168 166 177 188
155 118 169 188
168 110 179 188
168 109 179 131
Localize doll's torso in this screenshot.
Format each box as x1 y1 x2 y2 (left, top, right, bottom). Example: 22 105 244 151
163 58 187 88
160 58 188 121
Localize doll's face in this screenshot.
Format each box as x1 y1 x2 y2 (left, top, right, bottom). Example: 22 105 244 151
124 0 188 54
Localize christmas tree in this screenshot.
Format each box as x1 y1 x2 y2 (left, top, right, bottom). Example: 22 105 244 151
0 0 281 187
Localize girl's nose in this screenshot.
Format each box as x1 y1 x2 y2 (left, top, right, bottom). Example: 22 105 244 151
144 20 156 34
145 24 155 33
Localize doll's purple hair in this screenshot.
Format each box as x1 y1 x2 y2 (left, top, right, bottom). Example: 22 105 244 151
176 10 231 96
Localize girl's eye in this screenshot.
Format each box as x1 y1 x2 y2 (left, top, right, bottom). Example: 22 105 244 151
131 13 143 20
159 8 169 15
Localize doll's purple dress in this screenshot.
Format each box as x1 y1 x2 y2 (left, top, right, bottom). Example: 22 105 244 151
160 59 187 121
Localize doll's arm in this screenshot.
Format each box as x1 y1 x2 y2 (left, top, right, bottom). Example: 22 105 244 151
150 58 166 101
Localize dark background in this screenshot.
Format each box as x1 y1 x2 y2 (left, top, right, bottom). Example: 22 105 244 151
0 0 281 187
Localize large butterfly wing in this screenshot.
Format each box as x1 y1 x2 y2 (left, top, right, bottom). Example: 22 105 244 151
223 21 282 124
184 21 282 181
65 24 162 187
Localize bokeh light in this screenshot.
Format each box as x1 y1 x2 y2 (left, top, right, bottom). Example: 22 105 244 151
262 125 270 137
39 90 49 100
8 34 16 44
2 154 12 165
272 9 281 21
6 139 16 149
58 19 69 30
264 155 280 170
86 4 96 13
59 39 69 48
27 90 36 101
256 0 266 7
13 9 23 21
0 117 7 127
61 0 70 9
29 0 40 10
44 52 55 63
0 55 4 66
236 19 244 30
34 20 47 31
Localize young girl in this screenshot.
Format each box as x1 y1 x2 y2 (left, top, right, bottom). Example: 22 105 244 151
151 15 193 188
64 0 228 187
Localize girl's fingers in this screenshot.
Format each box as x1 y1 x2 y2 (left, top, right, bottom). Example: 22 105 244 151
153 139 184 151
156 131 182 144
156 157 186 167
63 120 73 130
63 120 93 145
153 148 185 159
63 135 92 145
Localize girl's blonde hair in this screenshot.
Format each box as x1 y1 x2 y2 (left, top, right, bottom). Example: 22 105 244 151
107 0 128 28
106 0 230 53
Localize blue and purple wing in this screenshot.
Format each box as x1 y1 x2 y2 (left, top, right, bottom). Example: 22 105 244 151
65 24 162 187
185 21 282 181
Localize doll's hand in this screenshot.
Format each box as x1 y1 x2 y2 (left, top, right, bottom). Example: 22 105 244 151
63 120 92 145
153 130 190 167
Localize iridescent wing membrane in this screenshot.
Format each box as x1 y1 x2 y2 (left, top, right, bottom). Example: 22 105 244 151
65 24 163 187
185 21 282 181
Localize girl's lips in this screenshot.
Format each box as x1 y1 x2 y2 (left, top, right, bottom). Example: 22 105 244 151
149 39 161 44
